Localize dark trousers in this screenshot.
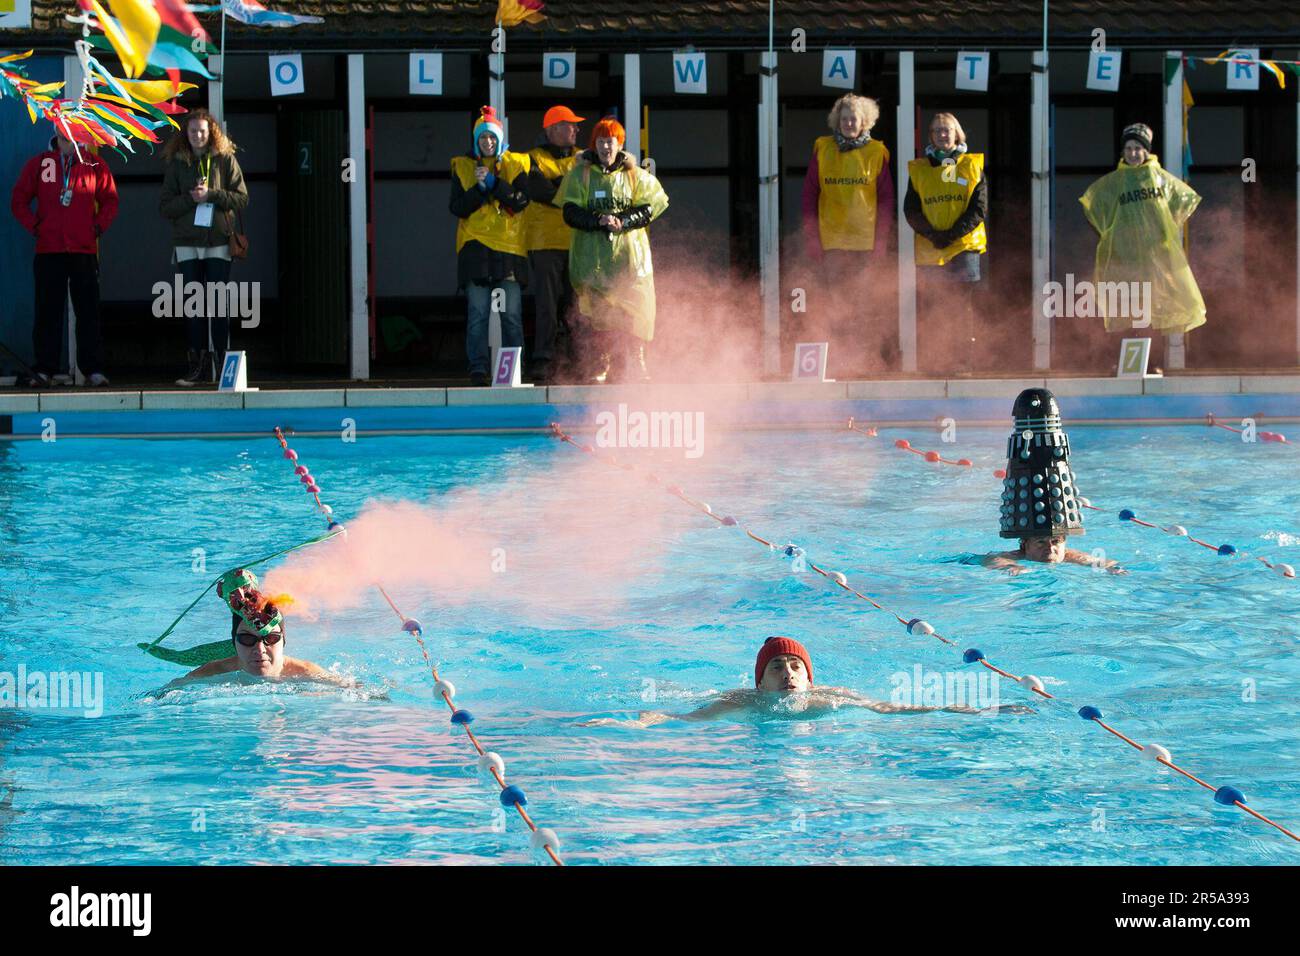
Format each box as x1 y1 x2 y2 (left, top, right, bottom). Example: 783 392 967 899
33 253 103 376
528 248 574 370
178 257 234 353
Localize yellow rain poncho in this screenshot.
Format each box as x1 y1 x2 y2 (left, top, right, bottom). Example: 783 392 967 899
558 154 669 342
1078 155 1206 334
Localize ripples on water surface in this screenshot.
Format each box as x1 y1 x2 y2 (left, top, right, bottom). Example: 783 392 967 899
0 426 1296 864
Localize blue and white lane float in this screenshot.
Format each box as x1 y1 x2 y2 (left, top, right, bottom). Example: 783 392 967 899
847 418 1297 582
550 422 1299 846
272 427 563 866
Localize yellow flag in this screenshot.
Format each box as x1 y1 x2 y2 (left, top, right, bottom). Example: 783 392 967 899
86 0 162 78
116 77 198 103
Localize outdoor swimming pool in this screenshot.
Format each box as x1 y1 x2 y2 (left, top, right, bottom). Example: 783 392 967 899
0 423 1296 865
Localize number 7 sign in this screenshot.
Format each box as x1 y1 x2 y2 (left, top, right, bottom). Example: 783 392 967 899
1116 337 1157 378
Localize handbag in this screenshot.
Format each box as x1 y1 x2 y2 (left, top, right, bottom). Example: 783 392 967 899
224 208 249 260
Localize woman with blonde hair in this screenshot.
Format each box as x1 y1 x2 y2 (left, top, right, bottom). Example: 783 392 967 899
903 111 988 373
160 108 249 386
801 93 896 372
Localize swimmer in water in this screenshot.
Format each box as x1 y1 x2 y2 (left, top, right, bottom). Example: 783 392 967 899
985 387 1125 575
983 534 1125 574
580 636 1033 727
160 613 351 691
156 567 351 692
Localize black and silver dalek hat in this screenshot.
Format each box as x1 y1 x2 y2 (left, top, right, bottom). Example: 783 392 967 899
998 388 1085 539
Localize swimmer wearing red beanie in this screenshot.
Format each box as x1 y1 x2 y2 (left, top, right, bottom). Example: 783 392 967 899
581 636 1032 727
754 636 813 691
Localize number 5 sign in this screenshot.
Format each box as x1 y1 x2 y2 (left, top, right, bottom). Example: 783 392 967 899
492 346 532 388
792 342 831 382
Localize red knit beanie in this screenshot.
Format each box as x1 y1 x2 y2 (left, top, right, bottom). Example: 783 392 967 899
754 636 813 687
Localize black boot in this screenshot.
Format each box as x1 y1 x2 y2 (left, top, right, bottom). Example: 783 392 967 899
176 350 211 387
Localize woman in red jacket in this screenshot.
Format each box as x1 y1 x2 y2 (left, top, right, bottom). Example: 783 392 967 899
9 132 119 388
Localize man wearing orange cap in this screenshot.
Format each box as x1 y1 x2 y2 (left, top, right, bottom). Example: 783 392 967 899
526 106 585 384
581 636 1029 726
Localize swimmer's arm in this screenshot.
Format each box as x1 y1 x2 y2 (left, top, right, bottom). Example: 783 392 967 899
287 659 357 688
840 694 1032 716
1064 549 1128 574
982 553 1026 575
580 698 745 728
155 657 238 692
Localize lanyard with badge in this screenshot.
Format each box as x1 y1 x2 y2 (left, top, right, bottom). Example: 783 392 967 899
59 153 74 207
194 152 215 227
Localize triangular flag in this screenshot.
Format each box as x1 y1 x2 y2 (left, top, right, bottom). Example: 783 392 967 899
1261 60 1285 89
496 0 545 27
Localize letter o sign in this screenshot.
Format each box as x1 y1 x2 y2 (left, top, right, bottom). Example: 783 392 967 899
269 54 305 97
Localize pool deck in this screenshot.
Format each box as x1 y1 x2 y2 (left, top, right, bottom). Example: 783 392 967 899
2 373 1299 438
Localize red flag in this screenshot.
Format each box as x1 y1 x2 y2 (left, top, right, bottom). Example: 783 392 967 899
154 0 210 45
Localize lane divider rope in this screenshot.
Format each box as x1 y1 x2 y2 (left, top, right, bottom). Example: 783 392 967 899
272 427 563 865
847 418 1296 581
550 421 1299 845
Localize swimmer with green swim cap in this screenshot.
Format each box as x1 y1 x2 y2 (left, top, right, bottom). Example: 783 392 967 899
160 568 349 690
581 637 1032 727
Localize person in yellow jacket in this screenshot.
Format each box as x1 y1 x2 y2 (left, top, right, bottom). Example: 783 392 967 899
1079 123 1206 337
526 105 586 384
903 112 988 374
448 106 531 385
800 93 897 373
558 116 669 384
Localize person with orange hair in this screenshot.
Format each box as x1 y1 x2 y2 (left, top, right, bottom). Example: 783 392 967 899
557 116 669 383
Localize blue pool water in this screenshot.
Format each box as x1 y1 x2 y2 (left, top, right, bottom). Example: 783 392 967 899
0 425 1297 865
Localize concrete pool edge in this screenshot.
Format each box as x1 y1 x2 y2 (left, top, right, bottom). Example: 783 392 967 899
1 375 1299 438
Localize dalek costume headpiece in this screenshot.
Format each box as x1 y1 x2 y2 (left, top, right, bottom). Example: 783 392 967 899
998 388 1086 539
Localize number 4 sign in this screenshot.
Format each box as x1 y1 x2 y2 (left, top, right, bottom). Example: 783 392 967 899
218 351 257 391
792 342 832 382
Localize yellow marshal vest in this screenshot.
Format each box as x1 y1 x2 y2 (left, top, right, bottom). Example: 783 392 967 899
524 147 581 252
907 152 987 266
450 151 531 257
814 136 890 252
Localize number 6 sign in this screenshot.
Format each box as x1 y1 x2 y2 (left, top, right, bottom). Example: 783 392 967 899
792 342 831 382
